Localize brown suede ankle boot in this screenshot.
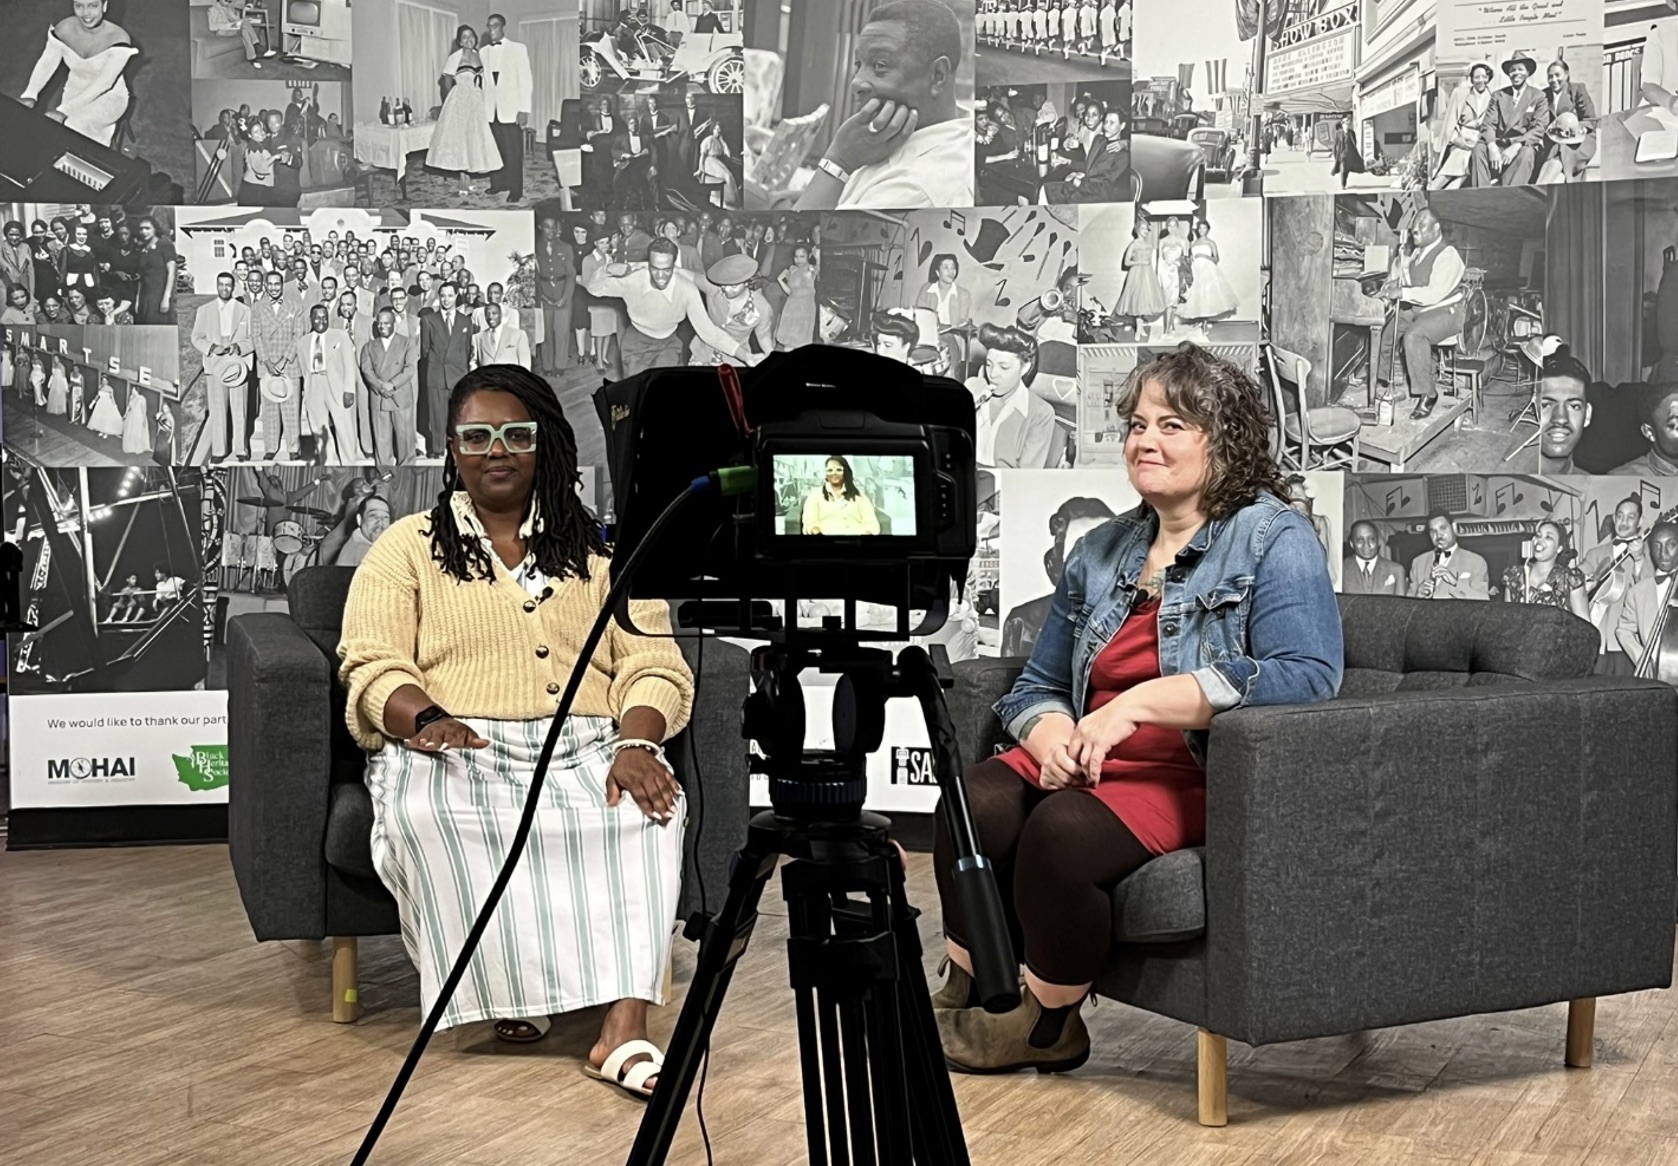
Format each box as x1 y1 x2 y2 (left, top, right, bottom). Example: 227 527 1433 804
931 956 976 1011
935 984 1091 1075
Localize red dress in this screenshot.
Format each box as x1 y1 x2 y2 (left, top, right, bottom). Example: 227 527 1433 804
998 596 1206 854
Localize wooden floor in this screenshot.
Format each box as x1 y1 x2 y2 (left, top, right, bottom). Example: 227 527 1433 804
2 843 1676 1166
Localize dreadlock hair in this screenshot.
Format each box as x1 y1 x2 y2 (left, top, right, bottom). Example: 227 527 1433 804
424 365 608 584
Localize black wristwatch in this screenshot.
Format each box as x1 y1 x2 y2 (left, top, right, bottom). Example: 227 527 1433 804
411 704 452 733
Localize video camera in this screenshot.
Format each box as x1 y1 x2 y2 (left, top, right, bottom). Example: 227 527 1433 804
594 345 978 636
593 348 1015 1166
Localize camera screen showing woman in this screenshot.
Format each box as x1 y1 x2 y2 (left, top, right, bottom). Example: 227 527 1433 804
799 455 883 536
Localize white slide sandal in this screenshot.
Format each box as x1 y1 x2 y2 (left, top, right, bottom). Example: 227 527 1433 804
583 1038 664 1101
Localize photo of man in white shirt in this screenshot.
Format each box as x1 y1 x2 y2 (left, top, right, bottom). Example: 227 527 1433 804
795 0 974 210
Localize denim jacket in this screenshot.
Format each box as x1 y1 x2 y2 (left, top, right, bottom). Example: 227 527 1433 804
993 491 1344 767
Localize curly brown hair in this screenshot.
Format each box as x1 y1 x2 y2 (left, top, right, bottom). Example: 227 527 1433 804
1112 343 1290 520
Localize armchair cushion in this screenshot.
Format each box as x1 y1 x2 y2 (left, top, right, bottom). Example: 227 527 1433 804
324 782 377 880
1112 847 1205 943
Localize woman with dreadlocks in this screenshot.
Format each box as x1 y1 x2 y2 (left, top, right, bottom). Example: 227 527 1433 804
338 364 692 1100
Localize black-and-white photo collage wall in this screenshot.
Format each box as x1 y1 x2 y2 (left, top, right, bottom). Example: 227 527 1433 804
0 0 1658 819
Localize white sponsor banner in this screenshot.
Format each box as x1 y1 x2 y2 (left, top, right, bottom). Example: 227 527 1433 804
1266 28 1357 94
10 691 230 809
748 681 941 815
1435 0 1600 60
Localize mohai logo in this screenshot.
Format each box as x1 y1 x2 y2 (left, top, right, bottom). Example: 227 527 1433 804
46 756 138 782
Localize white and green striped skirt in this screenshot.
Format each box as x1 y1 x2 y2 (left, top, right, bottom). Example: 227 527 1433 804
365 714 685 1031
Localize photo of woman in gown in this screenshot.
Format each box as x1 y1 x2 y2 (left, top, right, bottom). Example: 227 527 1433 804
46 356 69 415
87 374 124 437
17 0 138 148
1155 217 1190 338
121 381 150 454
1112 220 1166 333
27 353 47 407
427 25 504 198
1178 218 1239 331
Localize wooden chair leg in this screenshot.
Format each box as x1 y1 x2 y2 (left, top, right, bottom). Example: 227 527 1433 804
1198 1028 1228 1126
661 947 676 1005
1566 997 1595 1068
332 936 362 1023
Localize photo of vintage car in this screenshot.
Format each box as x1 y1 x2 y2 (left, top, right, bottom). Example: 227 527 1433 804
579 25 745 94
1187 127 1239 184
1130 132 1206 201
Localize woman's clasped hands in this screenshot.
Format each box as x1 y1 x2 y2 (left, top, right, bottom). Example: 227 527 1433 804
1031 703 1139 790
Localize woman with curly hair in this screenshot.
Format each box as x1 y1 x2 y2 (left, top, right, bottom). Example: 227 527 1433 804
931 342 1343 1074
338 365 694 1098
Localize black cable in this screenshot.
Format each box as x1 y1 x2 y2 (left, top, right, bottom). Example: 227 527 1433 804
350 473 718 1166
690 624 713 1166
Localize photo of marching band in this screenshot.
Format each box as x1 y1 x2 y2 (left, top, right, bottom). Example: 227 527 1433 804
975 0 1131 84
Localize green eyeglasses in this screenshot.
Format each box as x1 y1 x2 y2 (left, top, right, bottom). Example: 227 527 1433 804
452 421 539 456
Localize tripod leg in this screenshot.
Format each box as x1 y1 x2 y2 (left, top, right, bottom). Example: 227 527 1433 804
882 849 971 1166
626 827 780 1165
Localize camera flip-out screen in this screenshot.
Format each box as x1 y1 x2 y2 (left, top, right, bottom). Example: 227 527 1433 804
769 451 919 539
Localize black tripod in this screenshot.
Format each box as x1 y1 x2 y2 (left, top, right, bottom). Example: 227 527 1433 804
628 639 1017 1166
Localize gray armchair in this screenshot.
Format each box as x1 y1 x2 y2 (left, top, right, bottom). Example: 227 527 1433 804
949 594 1677 1124
226 566 750 1022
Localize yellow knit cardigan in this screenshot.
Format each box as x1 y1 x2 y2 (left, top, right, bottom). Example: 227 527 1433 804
336 511 694 751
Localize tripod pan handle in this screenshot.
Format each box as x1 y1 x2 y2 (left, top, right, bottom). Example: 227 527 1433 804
953 856 1022 1012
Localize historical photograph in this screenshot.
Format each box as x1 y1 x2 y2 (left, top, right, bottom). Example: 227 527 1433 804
1079 197 1260 345
741 0 976 211
191 0 354 81
1264 188 1562 476
5 324 183 468
201 462 602 686
5 462 212 695
1132 0 1602 199
347 2 742 208
0 0 196 204
975 0 1131 85
975 80 1130 204
1500 180 1678 480
1077 342 1258 467
565 88 744 212
171 203 535 466
0 206 182 327
818 205 1079 467
189 79 355 207
993 466 1131 655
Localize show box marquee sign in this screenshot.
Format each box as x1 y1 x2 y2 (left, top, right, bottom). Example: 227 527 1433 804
1266 4 1358 95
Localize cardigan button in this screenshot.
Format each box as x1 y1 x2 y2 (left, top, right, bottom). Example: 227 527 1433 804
546 681 560 695
523 599 538 613
535 645 550 658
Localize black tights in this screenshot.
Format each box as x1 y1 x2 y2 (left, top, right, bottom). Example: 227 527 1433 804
933 758 1155 986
